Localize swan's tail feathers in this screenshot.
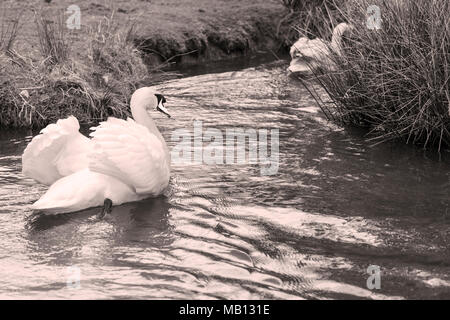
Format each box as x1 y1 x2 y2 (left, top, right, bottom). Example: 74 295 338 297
22 116 92 185
28 169 97 214
29 169 140 215
89 117 170 196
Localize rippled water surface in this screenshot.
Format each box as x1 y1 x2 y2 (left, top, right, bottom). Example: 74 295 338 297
1 62 450 299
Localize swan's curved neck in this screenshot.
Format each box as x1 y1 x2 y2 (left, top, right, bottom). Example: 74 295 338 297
330 24 350 54
331 33 343 53
131 103 165 146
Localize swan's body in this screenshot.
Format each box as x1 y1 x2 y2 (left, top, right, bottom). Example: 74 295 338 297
288 23 352 74
22 87 171 214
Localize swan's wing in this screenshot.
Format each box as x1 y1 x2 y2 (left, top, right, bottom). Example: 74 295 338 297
22 116 92 185
89 117 170 195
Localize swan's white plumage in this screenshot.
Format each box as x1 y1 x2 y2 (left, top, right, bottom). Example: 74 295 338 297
288 23 352 74
89 117 170 195
22 116 92 185
289 37 330 61
22 87 170 214
288 38 331 74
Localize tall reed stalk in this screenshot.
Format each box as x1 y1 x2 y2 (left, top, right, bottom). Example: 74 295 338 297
0 6 21 53
35 11 68 65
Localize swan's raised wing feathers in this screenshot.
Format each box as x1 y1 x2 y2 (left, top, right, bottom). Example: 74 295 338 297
89 117 170 195
22 116 91 185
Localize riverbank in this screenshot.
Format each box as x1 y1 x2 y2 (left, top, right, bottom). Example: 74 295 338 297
6 0 287 66
0 0 287 128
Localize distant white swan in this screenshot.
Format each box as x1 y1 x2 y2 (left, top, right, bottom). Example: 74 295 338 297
288 23 352 74
22 87 171 216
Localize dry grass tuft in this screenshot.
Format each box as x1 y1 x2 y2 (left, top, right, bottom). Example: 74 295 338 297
0 16 21 53
35 11 68 66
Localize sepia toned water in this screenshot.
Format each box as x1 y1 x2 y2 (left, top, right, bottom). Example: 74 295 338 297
0 61 449 299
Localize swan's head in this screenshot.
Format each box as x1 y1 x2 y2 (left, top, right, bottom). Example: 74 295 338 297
130 87 171 118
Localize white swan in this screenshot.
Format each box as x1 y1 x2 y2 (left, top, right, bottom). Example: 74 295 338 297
22 87 171 216
288 23 352 75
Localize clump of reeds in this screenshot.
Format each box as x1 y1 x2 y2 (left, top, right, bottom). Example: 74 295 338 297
87 13 149 113
306 0 450 150
0 8 26 127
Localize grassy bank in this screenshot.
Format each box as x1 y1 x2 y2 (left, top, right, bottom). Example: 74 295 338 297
0 0 286 128
286 0 450 150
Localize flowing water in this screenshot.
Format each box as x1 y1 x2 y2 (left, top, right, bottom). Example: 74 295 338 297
0 60 449 299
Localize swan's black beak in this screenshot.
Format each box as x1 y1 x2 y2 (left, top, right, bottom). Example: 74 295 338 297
157 100 171 118
155 94 171 118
